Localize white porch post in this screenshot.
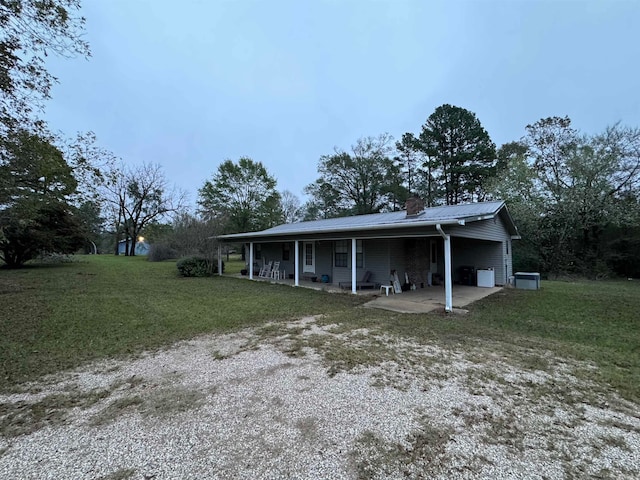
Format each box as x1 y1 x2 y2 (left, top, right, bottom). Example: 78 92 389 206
294 240 300 286
249 242 254 279
443 235 453 312
436 224 453 313
217 244 223 277
351 237 357 294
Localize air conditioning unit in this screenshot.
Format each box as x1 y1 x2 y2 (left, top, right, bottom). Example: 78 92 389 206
514 272 540 290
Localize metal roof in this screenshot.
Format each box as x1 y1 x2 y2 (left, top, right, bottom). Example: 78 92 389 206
218 200 519 241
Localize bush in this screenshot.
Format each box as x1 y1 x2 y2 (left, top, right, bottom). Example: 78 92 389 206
148 243 178 262
177 256 209 277
176 256 224 277
38 253 77 264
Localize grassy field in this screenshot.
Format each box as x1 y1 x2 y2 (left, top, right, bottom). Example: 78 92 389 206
221 253 245 275
1 255 638 402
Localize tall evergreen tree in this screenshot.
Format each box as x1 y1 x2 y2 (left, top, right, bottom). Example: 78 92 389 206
419 104 497 204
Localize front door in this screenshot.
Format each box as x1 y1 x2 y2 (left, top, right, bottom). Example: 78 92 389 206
303 242 315 273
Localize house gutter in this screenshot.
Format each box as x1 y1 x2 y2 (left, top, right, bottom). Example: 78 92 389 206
436 223 453 313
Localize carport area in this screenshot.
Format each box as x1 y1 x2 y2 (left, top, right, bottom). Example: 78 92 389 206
363 285 503 314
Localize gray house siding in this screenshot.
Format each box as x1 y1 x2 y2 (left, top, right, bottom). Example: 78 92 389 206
363 239 389 286
389 238 405 277
448 215 513 285
448 215 509 241
315 241 333 279
451 237 505 285
332 239 387 286
257 243 279 264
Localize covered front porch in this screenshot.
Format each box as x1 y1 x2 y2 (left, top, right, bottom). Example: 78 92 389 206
218 231 461 311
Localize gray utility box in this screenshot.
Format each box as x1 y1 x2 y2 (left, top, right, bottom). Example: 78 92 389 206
514 272 540 290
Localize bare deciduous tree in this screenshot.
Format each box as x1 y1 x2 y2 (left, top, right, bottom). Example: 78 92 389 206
280 190 302 223
105 163 186 255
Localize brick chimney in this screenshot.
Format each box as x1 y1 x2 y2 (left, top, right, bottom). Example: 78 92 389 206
405 196 425 217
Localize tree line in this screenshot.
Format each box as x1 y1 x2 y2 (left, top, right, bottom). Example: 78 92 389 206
198 106 640 279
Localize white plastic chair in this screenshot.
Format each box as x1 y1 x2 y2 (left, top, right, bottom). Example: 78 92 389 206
259 261 272 278
271 261 281 279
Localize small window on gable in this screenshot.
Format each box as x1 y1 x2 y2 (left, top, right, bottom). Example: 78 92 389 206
506 241 510 255
282 243 290 261
335 240 348 267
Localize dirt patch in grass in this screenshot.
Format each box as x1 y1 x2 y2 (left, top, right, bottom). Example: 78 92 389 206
89 396 145 426
1 388 111 438
351 423 454 479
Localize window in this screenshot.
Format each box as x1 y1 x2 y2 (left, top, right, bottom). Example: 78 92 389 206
335 240 348 267
282 243 290 261
255 244 262 260
335 240 364 268
356 240 364 268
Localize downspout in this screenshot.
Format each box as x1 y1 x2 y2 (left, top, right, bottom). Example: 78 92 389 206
436 224 453 313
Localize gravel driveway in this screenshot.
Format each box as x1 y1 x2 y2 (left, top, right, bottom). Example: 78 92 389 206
1 316 638 479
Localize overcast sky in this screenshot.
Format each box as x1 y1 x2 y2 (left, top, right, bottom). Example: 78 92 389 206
45 0 640 208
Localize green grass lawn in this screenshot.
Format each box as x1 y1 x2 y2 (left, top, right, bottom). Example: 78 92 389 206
222 253 245 274
1 255 638 402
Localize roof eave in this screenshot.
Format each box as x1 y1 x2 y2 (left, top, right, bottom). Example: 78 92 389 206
216 218 466 242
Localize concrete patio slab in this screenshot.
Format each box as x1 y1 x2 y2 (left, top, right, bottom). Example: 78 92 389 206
363 285 503 314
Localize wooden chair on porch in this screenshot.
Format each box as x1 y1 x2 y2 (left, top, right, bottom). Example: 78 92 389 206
258 261 272 278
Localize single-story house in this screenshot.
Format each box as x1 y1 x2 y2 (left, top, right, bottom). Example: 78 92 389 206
216 199 520 312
